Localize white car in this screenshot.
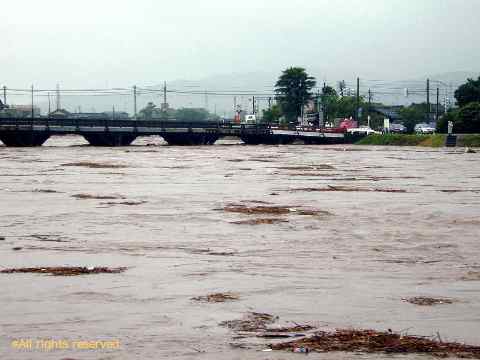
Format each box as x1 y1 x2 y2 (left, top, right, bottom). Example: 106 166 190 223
415 123 436 134
347 126 381 135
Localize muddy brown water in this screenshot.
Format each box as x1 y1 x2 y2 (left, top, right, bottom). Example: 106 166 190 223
0 135 479 360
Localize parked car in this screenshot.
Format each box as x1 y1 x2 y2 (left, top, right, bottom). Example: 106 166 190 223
347 126 381 135
389 123 407 133
415 123 436 134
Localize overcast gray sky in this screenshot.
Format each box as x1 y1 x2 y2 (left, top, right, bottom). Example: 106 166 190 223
2 0 479 89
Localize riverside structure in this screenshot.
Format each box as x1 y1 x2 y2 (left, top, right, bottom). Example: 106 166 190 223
0 118 353 147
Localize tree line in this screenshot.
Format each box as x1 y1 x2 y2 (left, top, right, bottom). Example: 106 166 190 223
266 67 480 134
437 77 480 133
138 102 219 122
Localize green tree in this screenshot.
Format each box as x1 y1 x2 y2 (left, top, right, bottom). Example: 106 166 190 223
261 104 282 124
320 86 338 122
335 96 364 119
455 77 480 107
399 103 429 133
338 80 346 97
366 111 386 131
275 67 316 123
436 109 459 133
455 102 480 133
437 103 480 134
139 102 158 119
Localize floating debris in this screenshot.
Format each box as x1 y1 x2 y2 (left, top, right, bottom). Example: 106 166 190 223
231 218 288 225
221 312 315 342
33 189 61 193
257 324 316 339
461 271 480 281
0 236 5 241
192 292 240 303
286 173 342 177
221 204 331 217
290 185 407 193
451 219 480 225
29 234 69 243
270 328 480 358
100 201 147 206
0 266 128 276
190 248 236 256
249 158 275 163
439 189 480 193
402 297 455 306
223 205 290 215
62 161 128 169
220 312 278 332
267 324 315 333
12 247 22 251
240 200 271 204
275 165 335 171
71 193 125 200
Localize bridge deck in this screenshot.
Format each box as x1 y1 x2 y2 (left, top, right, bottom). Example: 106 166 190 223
0 118 351 146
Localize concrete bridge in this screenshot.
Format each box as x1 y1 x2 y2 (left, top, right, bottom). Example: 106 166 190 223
0 118 353 147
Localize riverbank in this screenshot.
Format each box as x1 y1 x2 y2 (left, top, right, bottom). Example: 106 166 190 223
356 133 480 147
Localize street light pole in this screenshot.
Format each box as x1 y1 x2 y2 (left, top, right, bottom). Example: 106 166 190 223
133 85 137 120
356 77 360 126
31 85 34 119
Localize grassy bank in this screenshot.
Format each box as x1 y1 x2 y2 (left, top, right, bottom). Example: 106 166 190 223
356 134 447 147
457 134 480 147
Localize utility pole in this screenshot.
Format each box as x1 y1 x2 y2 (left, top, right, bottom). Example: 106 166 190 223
163 81 167 109
444 90 448 114
252 96 255 114
426 79 430 122
133 85 137 120
204 90 208 111
322 82 327 123
268 97 272 109
368 89 373 128
48 93 51 114
368 88 372 115
2 86 6 105
233 96 237 114
356 77 360 125
436 87 440 121
56 83 61 111
31 85 34 119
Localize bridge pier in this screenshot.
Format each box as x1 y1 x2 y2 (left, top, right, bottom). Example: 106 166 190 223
83 133 137 146
162 133 219 146
240 134 295 145
0 132 50 147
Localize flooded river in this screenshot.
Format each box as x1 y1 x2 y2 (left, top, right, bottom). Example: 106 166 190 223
0 136 479 359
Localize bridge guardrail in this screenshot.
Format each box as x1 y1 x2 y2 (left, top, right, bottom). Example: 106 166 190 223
0 118 273 131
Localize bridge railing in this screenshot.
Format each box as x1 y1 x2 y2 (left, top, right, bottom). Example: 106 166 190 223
0 117 272 131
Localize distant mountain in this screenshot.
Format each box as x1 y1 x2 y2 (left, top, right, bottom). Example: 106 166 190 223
36 70 480 115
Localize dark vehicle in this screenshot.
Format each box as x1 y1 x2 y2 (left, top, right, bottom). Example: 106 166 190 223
390 123 407 133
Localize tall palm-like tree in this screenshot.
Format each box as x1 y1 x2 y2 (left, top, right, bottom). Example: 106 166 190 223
275 67 316 123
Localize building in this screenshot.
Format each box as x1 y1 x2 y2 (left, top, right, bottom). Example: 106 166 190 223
3 105 41 117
